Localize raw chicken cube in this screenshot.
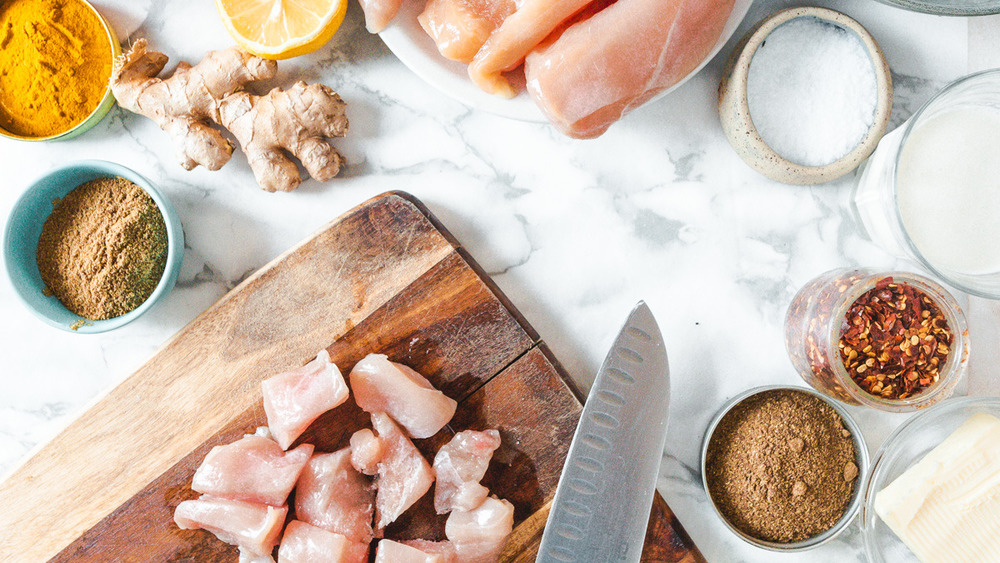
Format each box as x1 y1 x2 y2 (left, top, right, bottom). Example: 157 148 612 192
192 435 313 507
524 0 736 138
174 495 286 558
262 350 349 450
418 0 516 63
372 412 436 529
350 428 384 476
403 540 459 562
295 448 376 543
434 429 501 513
446 496 515 563
350 354 457 439
375 539 448 562
277 520 369 563
358 0 404 32
467 0 600 97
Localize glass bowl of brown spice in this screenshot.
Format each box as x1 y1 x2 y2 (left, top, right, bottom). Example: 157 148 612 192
3 161 184 332
701 385 870 551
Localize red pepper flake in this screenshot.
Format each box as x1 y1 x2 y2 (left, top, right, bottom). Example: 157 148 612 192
838 277 952 400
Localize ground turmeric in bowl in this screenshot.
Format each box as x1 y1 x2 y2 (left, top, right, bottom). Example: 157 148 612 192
0 0 114 138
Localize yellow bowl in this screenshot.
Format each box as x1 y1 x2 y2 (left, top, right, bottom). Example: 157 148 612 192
0 0 121 142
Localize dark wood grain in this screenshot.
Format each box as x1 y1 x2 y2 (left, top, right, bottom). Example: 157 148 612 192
1 191 704 563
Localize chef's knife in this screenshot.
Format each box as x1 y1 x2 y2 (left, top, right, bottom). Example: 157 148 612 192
536 301 670 563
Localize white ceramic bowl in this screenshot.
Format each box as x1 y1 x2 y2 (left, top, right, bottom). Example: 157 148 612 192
380 0 754 121
862 397 1000 562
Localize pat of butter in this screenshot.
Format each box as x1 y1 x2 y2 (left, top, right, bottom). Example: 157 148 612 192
875 412 1000 563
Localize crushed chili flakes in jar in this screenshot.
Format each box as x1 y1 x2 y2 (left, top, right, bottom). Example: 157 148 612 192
839 277 951 400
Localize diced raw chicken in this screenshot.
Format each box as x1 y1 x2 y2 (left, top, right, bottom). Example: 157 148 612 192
371 412 436 529
445 496 515 563
418 0 517 63
295 448 376 543
192 435 313 507
374 539 447 563
350 428 384 476
358 0 404 32
524 0 736 138
277 520 369 563
467 0 599 98
174 495 286 558
350 354 457 439
433 429 501 514
262 350 349 450
403 540 459 562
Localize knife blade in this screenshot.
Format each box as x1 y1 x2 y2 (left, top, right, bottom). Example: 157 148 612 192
536 301 670 563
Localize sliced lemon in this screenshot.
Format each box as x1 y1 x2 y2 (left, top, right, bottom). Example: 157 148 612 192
216 0 347 60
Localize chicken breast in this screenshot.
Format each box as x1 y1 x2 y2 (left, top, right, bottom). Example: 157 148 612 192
403 540 459 562
434 429 501 514
191 435 313 507
375 539 448 563
295 448 376 543
524 0 735 138
262 350 349 450
350 354 457 439
358 0 404 32
445 496 515 563
467 0 599 97
174 495 286 559
418 0 517 63
350 428 384 476
371 412 436 529
277 520 369 563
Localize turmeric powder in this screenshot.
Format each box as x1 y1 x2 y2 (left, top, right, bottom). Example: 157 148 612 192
0 0 113 137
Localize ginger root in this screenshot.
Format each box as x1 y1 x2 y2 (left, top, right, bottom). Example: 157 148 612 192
111 39 349 192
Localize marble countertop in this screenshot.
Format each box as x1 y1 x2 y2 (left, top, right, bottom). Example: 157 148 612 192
1 1 998 561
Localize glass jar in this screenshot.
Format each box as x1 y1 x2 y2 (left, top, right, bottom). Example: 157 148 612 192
785 269 969 412
852 69 1000 299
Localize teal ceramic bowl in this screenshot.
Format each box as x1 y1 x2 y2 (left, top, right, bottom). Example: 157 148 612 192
3 161 184 333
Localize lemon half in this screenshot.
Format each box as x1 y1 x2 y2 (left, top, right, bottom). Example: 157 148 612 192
216 0 347 60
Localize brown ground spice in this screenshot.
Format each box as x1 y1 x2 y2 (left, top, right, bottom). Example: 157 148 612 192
705 389 858 543
36 177 168 321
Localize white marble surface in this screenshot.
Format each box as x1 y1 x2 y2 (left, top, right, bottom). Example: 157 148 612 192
1 1 997 561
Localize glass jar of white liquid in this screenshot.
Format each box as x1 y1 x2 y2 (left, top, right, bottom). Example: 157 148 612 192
853 69 1000 298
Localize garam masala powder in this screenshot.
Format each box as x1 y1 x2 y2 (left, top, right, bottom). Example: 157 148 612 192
705 389 859 543
37 177 168 321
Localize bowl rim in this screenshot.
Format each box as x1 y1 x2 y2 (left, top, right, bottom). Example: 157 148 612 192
0 0 120 142
861 395 1000 562
718 6 894 185
871 0 1000 16
700 384 870 551
2 160 184 333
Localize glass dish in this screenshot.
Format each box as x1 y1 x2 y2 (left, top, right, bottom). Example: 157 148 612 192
862 396 1000 562
785 268 969 412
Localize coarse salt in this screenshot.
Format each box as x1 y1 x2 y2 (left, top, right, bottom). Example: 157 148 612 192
747 17 877 167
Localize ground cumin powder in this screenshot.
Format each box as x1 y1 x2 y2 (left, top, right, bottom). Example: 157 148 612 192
705 389 858 543
37 177 168 321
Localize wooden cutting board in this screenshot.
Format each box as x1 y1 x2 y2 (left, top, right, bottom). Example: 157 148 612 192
0 192 704 563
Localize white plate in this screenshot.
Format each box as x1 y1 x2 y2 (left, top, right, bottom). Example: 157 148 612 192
380 0 754 122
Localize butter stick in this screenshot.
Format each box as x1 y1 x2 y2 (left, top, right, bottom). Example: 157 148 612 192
875 412 1000 562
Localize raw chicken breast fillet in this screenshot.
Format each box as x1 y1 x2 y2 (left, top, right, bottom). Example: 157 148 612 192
350 428 384 475
277 520 369 563
375 539 447 563
358 0 404 32
524 0 736 138
418 0 517 63
371 411 436 529
262 350 349 450
445 496 515 563
174 495 286 558
434 429 501 513
468 0 602 97
192 435 312 507
351 354 457 439
295 448 376 543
